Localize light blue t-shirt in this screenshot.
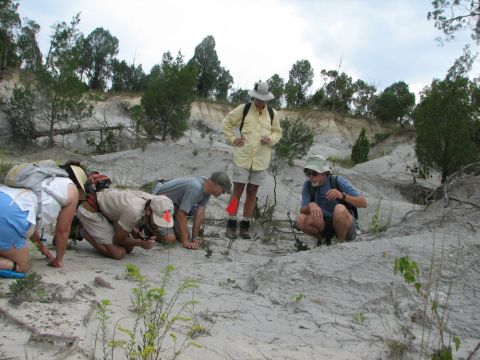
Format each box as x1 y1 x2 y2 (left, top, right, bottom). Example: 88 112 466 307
301 175 360 220
152 176 210 215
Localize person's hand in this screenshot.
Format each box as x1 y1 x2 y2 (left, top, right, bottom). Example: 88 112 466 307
260 136 270 145
49 257 64 268
38 242 54 260
326 189 343 201
233 137 244 146
140 238 156 250
191 236 204 246
307 203 322 218
181 240 201 250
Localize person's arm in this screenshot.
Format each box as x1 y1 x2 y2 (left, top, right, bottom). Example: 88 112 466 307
50 184 79 268
268 110 283 146
222 105 243 145
29 229 54 260
325 180 367 208
112 225 155 250
191 206 206 242
175 210 200 250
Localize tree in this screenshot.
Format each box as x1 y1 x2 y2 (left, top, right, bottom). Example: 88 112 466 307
320 69 355 113
228 88 249 104
285 59 314 108
214 67 233 100
36 14 93 146
374 81 415 125
189 35 221 98
267 74 285 109
16 19 41 71
110 59 147 92
5 83 36 146
79 27 119 90
351 128 370 164
141 51 196 141
428 0 480 44
352 79 377 118
0 0 20 69
414 76 478 183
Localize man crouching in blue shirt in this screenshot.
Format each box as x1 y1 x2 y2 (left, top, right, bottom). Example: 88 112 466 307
295 155 367 245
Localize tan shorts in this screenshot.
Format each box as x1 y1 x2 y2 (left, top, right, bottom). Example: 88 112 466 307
76 205 115 245
232 163 267 186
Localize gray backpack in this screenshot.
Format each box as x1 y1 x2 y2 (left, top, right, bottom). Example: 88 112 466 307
4 160 69 222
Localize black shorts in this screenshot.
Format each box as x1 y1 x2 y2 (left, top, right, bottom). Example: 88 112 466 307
322 218 335 241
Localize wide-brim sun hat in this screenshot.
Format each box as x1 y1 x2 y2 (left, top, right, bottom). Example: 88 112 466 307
248 81 274 102
304 155 331 174
70 165 88 193
150 195 174 228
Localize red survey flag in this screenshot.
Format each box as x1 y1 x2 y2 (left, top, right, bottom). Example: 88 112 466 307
226 197 239 216
162 210 172 223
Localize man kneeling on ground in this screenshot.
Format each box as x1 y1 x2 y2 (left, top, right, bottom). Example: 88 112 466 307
76 188 175 259
295 155 367 244
151 171 232 250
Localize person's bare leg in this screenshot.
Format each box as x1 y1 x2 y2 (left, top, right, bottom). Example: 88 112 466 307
0 246 30 272
332 205 354 241
243 183 259 218
295 213 325 240
83 231 127 260
229 182 246 216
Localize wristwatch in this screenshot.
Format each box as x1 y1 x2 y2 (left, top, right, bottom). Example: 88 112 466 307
342 192 346 201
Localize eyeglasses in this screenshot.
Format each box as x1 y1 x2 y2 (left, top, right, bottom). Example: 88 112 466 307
304 169 319 177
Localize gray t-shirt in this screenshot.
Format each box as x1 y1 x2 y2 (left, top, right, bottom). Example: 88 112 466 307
152 176 210 214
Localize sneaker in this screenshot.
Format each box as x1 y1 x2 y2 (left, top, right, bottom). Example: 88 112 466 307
239 220 252 239
226 219 237 239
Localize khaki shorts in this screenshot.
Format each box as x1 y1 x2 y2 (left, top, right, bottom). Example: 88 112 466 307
232 163 267 186
77 205 115 245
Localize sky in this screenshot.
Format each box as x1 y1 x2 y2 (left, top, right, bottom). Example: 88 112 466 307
16 0 479 99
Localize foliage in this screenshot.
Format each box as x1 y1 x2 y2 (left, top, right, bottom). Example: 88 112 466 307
369 199 392 234
428 0 480 44
78 27 119 90
34 13 93 147
320 69 355 113
352 79 377 118
0 0 21 69
351 128 369 164
274 117 315 166
374 81 415 124
285 59 314 108
141 51 196 141
4 83 36 146
394 256 421 293
213 67 233 100
86 129 119 154
413 53 479 183
228 88 249 104
16 19 41 71
111 59 147 92
97 264 201 360
267 73 285 108
327 155 353 168
7 272 42 304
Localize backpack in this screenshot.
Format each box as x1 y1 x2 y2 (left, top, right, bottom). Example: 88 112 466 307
84 171 112 212
4 160 69 222
308 174 358 220
240 102 274 134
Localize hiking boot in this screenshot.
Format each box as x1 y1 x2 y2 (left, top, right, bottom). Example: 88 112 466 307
239 220 252 239
226 219 237 239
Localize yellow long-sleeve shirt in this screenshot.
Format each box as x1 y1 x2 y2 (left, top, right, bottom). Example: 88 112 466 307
223 102 282 171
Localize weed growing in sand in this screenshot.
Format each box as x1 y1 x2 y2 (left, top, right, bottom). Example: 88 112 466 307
97 264 202 360
293 294 305 303
192 147 199 156
352 312 367 325
7 272 42 304
94 299 112 360
393 236 463 359
370 199 392 233
287 211 309 251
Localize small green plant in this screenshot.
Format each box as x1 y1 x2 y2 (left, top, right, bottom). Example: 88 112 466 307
95 299 112 360
287 211 310 251
192 147 199 156
7 272 42 305
351 127 370 164
293 294 305 303
394 256 421 293
352 312 367 325
98 264 201 359
327 155 353 168
370 199 392 233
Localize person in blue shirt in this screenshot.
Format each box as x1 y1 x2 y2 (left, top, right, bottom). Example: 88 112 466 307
295 155 367 244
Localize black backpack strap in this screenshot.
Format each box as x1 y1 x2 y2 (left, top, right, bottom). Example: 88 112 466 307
239 102 252 134
267 106 274 125
308 181 316 203
330 174 358 220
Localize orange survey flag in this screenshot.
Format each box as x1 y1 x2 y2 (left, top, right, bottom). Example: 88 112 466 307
162 210 172 223
226 197 239 216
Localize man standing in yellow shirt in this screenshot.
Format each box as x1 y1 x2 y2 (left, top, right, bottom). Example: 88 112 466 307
223 81 283 239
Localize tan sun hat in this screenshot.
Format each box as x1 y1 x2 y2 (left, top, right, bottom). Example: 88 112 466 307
248 81 274 102
150 195 174 228
304 154 331 174
70 165 88 193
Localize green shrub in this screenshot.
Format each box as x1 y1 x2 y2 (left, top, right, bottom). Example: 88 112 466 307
351 128 369 164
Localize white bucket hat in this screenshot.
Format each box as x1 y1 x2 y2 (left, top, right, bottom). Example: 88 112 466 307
248 81 274 102
304 155 331 174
